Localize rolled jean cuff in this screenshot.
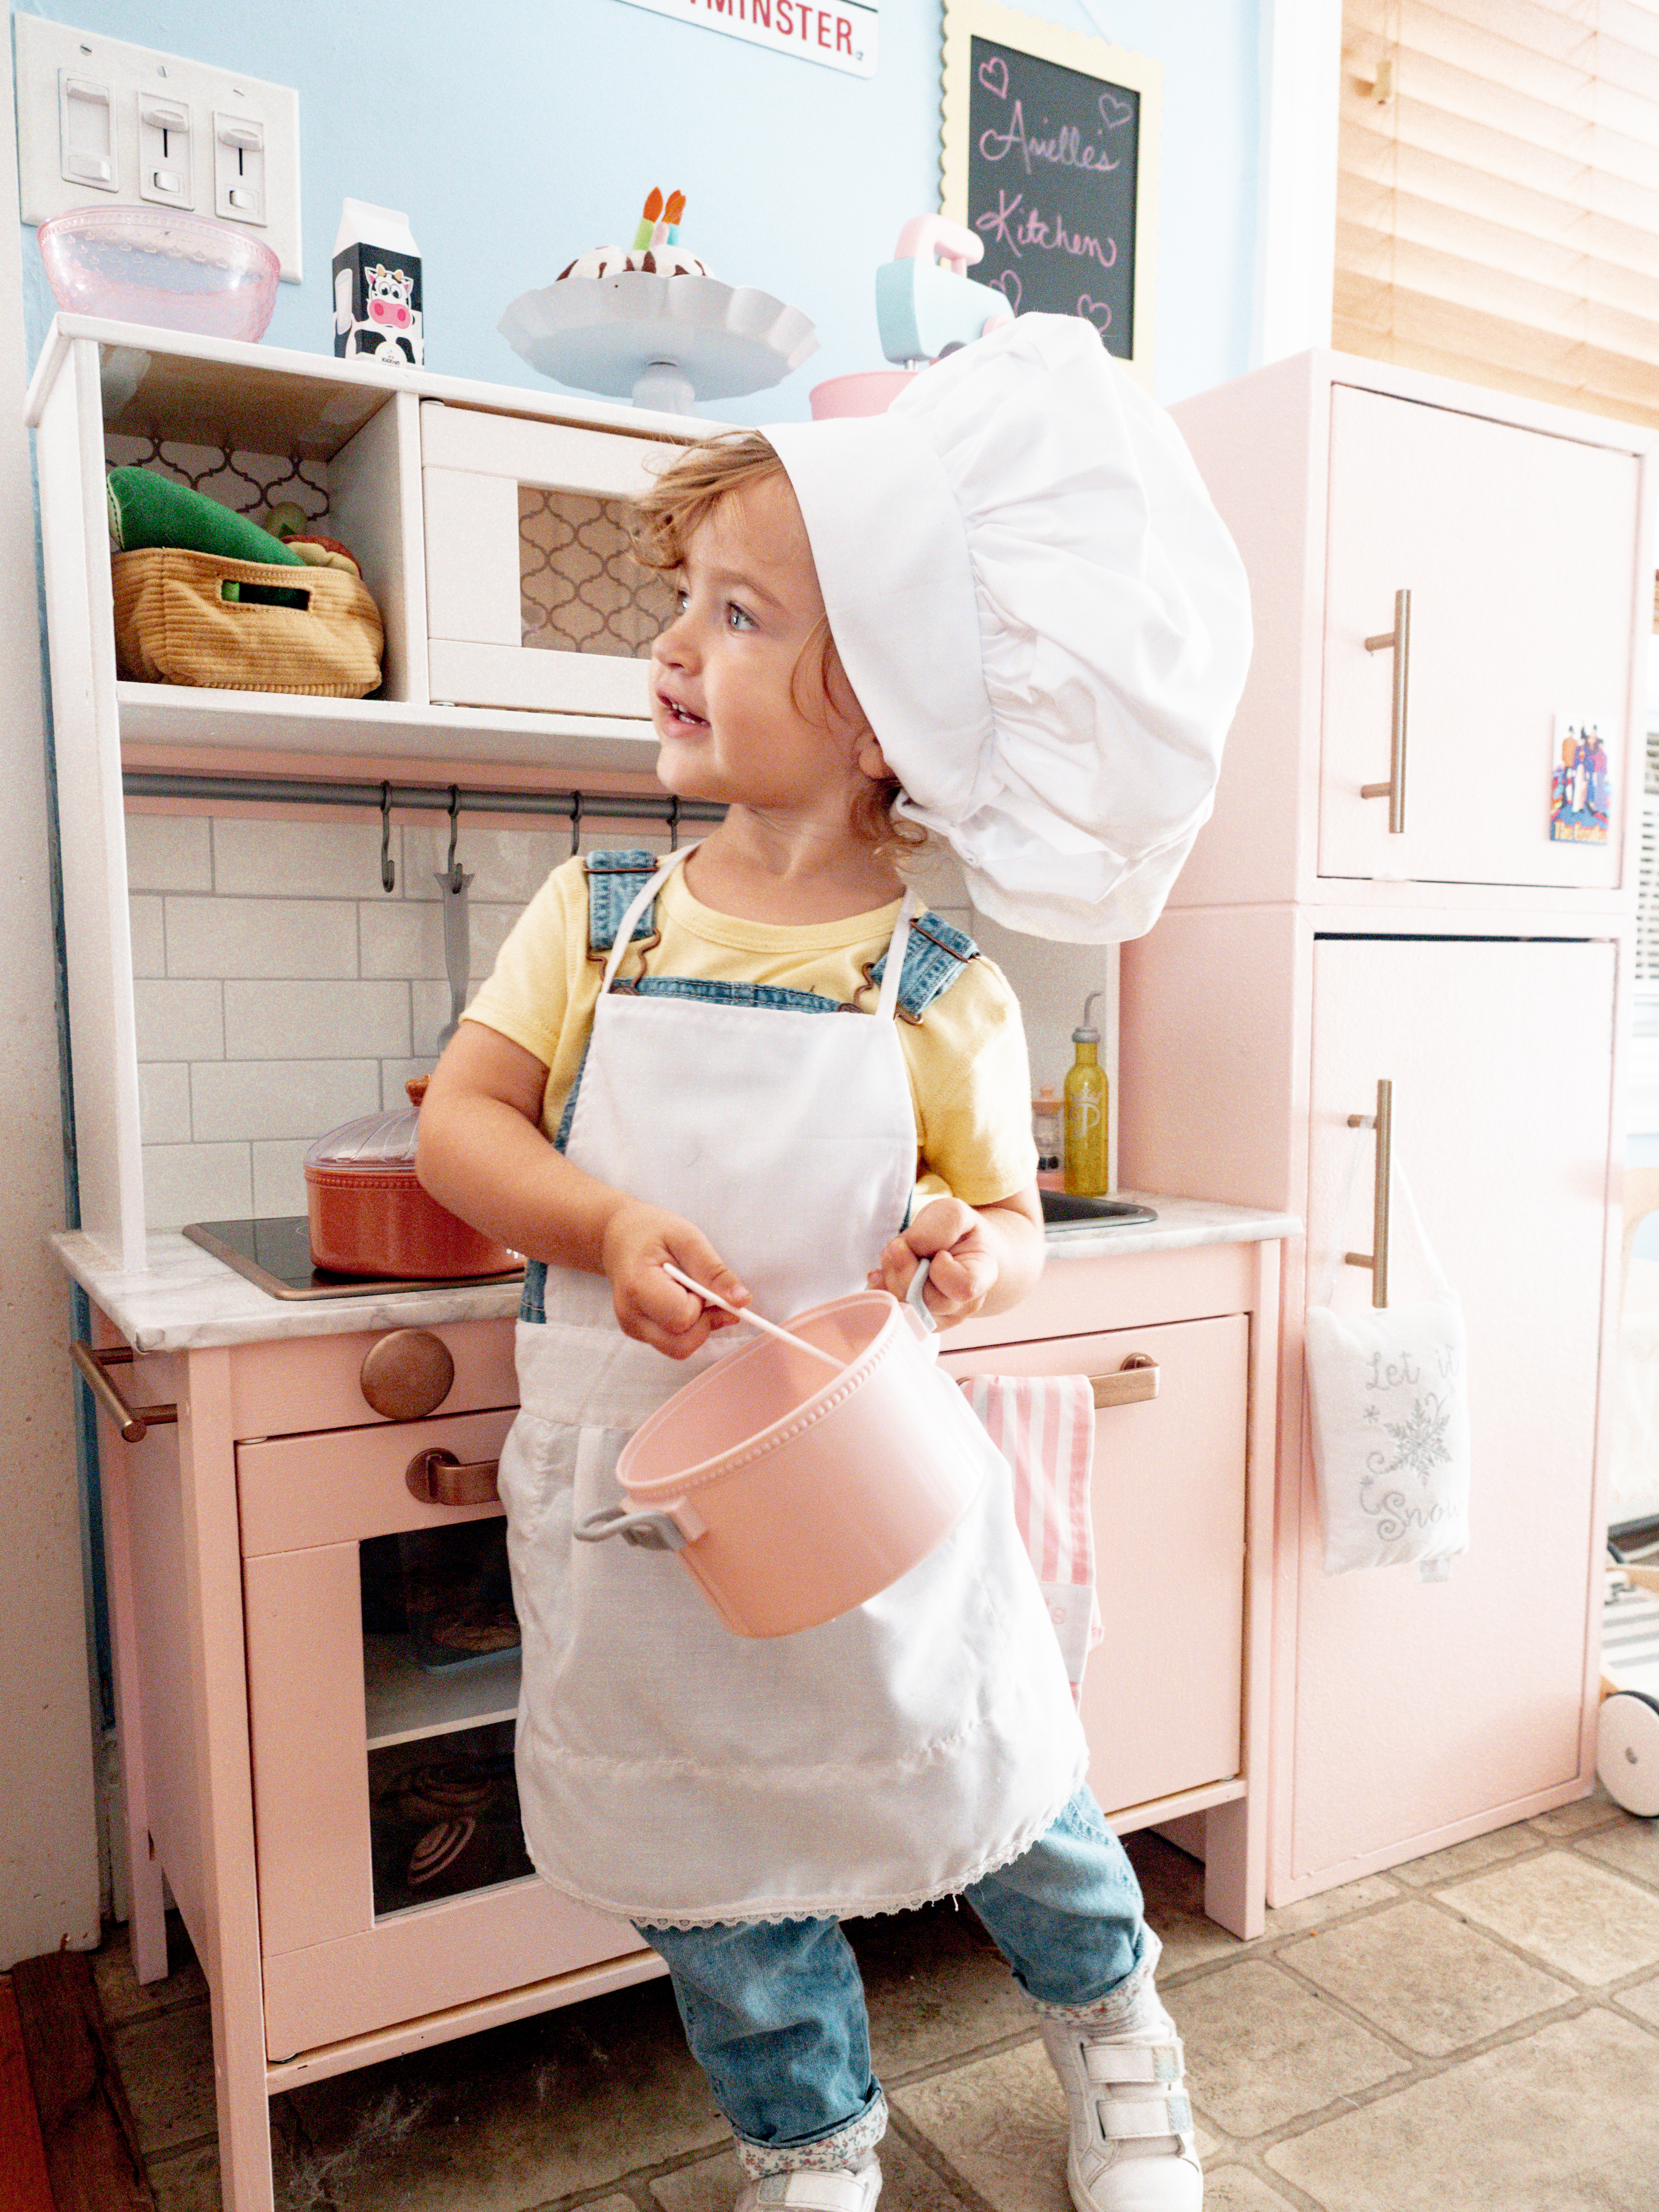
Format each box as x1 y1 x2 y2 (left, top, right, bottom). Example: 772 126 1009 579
1025 1926 1163 2027
733 2090 888 2179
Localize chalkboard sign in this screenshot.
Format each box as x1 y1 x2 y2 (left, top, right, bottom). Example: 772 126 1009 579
941 0 1160 383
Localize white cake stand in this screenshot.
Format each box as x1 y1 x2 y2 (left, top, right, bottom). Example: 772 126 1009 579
498 273 818 415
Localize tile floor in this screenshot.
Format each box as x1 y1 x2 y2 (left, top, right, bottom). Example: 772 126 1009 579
98 1791 1659 2212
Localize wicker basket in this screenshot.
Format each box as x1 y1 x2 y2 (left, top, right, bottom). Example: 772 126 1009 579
112 545 384 696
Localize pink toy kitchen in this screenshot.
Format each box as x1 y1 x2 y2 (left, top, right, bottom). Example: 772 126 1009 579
6 8 1659 2212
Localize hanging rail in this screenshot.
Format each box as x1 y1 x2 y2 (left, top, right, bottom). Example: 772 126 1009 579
121 770 723 830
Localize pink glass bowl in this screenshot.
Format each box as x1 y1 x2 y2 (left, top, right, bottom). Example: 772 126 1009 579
38 205 279 341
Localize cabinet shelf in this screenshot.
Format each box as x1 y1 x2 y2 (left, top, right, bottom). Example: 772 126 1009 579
363 1633 521 1750
116 682 658 772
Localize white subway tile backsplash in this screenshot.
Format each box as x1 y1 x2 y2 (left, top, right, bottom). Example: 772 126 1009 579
359 899 443 979
213 816 387 898
224 979 411 1061
137 1063 192 1144
165 896 358 979
130 895 165 977
132 814 647 1230
400 825 565 906
191 1059 381 1144
133 979 224 1063
143 1142 252 1229
251 1140 311 1218
470 904 525 978
411 980 482 1057
125 813 213 892
381 1058 436 1108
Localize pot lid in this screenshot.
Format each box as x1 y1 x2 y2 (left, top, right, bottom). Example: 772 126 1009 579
305 1076 427 1174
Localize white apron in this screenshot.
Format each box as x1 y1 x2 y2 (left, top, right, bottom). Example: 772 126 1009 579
497 849 1086 1926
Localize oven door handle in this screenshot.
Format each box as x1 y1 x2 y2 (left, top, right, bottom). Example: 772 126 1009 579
405 1447 500 1507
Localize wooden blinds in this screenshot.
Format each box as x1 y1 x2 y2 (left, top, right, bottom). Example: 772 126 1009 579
1337 0 1659 428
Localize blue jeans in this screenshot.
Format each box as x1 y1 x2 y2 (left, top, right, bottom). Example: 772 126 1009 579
637 1786 1152 2163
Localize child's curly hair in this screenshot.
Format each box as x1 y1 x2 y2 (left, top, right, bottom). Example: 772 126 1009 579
629 431 925 858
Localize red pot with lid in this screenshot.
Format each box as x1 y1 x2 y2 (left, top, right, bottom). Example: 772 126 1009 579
304 1078 519 1279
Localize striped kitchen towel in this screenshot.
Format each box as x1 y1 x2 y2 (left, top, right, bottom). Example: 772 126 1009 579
961 1374 1102 1695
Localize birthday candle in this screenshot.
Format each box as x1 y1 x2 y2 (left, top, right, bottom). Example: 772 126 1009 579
664 189 686 245
632 188 664 251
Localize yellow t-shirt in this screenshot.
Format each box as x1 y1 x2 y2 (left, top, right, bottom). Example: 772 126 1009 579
463 856 1039 1208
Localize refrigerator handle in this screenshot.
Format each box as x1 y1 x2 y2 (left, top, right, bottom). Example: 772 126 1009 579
1345 1078 1393 1308
1361 587 1412 834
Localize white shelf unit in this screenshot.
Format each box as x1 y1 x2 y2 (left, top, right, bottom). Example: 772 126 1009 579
27 316 708 1269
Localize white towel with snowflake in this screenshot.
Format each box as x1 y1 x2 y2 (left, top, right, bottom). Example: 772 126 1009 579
1304 1142 1471 1578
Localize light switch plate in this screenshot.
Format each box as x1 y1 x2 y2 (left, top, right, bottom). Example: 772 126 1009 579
14 13 301 280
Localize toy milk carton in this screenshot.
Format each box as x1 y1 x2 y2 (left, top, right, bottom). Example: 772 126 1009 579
333 199 423 366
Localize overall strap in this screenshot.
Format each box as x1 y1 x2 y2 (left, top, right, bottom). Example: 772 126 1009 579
600 847 694 994
586 849 670 959
867 907 981 1022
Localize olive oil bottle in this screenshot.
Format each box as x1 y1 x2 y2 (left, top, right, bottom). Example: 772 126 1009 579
1063 992 1108 1196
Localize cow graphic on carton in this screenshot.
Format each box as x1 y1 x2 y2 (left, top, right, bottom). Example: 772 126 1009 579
334 251 423 365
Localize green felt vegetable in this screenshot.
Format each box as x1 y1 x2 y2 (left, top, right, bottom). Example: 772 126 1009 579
106 468 304 566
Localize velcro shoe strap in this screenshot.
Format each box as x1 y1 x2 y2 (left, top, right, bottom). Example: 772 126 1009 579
756 2173 871 2212
1083 2039 1184 2086
1096 2091 1193 2140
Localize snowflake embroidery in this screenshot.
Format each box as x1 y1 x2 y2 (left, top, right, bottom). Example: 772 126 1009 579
1361 1404 1381 1425
1368 1392 1452 1486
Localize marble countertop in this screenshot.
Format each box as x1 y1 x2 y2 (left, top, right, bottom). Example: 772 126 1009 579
51 1195 1300 1353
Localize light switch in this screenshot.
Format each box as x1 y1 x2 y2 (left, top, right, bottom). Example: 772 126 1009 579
15 18 301 279
59 70 115 189
137 95 191 208
213 112 265 226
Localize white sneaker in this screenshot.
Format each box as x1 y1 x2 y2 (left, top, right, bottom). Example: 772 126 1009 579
1040 1995 1203 2212
732 2155 882 2212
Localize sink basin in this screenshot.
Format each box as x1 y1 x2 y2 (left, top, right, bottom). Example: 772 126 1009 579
1040 1192 1158 1229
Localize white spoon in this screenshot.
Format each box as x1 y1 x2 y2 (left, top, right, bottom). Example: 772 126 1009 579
662 1263 844 1374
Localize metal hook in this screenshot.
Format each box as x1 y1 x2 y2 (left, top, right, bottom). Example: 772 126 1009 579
667 793 681 851
569 789 583 859
379 782 396 893
444 786 464 893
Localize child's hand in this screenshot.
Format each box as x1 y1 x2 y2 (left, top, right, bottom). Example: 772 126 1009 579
601 1200 750 1359
868 1198 1000 1328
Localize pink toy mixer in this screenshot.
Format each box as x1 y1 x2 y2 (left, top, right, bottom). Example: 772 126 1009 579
810 216 1014 420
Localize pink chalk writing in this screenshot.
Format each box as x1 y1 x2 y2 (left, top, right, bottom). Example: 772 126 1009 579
977 98 1119 177
976 188 1117 272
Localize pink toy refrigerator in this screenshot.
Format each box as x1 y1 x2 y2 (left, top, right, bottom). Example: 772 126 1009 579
1120 349 1654 1904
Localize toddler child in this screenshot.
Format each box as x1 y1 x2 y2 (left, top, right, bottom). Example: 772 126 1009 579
418 316 1250 2212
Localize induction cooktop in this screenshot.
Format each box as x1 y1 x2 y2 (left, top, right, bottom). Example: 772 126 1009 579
184 1216 526 1302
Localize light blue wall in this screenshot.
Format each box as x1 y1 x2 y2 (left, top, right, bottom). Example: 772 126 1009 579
15 0 1259 411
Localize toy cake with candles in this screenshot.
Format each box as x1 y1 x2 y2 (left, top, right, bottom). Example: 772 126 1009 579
500 192 814 414
556 190 709 281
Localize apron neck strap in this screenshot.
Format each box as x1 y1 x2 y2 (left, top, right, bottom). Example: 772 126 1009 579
874 890 917 1024
600 848 917 1019
600 845 696 995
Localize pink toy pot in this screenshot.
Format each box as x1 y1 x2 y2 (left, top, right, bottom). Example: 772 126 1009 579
574 1289 984 1637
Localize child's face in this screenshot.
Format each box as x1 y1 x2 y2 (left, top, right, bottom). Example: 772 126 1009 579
650 473 884 822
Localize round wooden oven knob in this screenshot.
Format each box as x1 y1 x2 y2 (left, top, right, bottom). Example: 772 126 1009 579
360 1329 456 1422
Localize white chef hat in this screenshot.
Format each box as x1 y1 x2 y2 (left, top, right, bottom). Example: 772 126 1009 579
765 316 1252 941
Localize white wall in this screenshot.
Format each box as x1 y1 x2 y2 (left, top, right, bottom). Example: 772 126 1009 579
0 20 100 1964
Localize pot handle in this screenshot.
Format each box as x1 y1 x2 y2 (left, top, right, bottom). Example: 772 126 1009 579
902 1255 936 1338
573 1501 704 1553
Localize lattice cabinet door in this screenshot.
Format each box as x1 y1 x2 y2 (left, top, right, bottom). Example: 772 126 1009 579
420 401 684 717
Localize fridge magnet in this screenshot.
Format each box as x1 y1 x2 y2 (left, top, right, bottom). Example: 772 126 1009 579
1549 714 1611 845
